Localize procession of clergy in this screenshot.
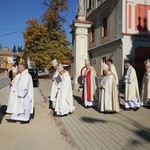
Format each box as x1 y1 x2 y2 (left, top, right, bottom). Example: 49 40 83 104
50 58 150 115
6 58 150 123
6 60 75 123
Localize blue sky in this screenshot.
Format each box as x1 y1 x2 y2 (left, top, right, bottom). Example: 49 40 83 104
0 0 78 50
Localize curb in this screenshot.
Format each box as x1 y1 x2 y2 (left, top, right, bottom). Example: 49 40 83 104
38 86 78 149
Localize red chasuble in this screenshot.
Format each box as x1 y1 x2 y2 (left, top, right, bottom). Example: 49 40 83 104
86 70 91 101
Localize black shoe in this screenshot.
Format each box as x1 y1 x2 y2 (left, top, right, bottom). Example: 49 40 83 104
53 111 57 116
6 119 16 123
125 108 131 111
85 106 91 109
20 121 29 124
103 112 109 114
132 107 140 111
58 114 68 117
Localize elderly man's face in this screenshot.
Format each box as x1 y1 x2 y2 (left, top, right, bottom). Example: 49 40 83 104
53 65 58 70
145 65 150 71
124 62 130 68
106 61 111 66
18 65 25 73
59 70 65 75
86 63 91 69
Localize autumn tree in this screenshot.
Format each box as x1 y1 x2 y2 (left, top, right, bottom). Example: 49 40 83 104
23 20 70 68
24 19 50 68
23 0 70 69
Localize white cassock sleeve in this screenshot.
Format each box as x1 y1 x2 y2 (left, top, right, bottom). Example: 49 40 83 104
127 68 136 83
147 74 150 99
18 89 28 98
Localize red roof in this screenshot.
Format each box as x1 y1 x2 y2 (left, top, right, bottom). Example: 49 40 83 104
61 60 71 64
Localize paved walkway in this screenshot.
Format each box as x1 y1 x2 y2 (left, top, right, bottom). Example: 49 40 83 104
0 81 77 150
0 76 9 89
39 79 150 150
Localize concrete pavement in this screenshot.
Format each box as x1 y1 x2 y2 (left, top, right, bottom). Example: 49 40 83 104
0 76 9 89
0 80 77 150
1 77 149 150
40 79 150 150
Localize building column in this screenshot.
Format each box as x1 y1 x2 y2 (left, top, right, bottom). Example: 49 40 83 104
71 20 92 90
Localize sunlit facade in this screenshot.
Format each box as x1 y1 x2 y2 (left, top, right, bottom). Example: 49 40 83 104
71 0 150 86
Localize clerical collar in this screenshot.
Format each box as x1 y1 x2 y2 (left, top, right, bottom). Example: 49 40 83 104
128 66 132 69
21 69 28 75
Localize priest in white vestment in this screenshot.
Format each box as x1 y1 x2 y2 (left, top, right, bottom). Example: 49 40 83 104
124 60 140 111
141 59 150 106
50 59 62 109
100 63 120 113
55 65 75 116
10 64 34 123
106 59 119 85
6 67 24 114
83 61 99 108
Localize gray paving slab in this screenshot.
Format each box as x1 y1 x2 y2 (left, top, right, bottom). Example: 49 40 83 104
61 91 150 150
0 76 9 89
39 79 150 150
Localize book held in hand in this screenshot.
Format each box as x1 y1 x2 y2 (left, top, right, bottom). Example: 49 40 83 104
54 75 62 85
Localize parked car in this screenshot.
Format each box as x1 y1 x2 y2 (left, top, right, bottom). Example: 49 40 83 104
28 69 39 87
38 68 45 73
49 69 55 79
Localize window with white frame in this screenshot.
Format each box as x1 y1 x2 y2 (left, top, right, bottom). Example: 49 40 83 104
87 0 92 11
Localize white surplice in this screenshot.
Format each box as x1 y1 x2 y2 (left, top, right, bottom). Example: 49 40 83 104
100 72 120 112
55 71 75 116
11 69 34 121
6 74 24 114
50 70 62 109
124 66 140 108
109 64 119 85
141 69 150 106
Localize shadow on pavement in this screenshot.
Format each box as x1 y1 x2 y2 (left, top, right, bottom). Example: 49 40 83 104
81 116 107 123
135 128 150 143
0 105 7 124
143 106 150 110
117 113 150 144
73 95 84 107
30 107 35 119
38 74 49 79
120 103 126 110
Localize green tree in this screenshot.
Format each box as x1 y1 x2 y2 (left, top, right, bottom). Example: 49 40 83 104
12 45 17 52
17 46 23 52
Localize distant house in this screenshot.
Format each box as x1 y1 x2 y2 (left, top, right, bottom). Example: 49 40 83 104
71 0 150 89
0 48 25 70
